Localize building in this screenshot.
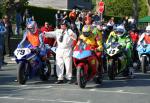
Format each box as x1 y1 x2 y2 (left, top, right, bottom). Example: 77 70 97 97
29 0 92 10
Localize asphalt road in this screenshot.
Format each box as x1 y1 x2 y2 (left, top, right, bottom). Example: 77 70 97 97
0 62 150 103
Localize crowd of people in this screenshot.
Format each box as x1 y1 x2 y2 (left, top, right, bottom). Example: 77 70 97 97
1 8 150 84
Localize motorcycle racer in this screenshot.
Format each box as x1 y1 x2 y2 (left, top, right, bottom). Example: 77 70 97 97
115 25 133 77
18 21 46 57
76 25 103 78
138 25 150 45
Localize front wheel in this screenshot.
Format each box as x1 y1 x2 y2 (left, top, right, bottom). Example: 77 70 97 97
17 62 29 85
40 60 51 81
77 66 87 88
141 56 147 73
107 59 115 80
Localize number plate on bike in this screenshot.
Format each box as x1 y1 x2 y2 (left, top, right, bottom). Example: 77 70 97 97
14 48 31 59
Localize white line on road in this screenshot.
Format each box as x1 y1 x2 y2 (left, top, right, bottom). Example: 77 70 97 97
0 96 90 103
52 87 147 95
0 84 148 95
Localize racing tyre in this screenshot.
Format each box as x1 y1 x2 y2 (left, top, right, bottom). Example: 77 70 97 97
77 66 87 88
141 56 147 73
17 62 29 85
107 59 115 80
40 60 51 81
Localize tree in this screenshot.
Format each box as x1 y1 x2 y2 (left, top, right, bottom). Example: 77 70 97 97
148 0 150 5
147 0 150 15
95 0 148 18
132 0 138 22
103 0 133 17
0 0 28 18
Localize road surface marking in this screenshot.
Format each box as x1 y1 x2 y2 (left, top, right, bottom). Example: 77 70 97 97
0 84 148 95
0 96 89 103
51 87 147 95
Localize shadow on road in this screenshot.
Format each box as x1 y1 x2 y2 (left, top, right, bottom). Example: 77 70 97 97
92 72 150 89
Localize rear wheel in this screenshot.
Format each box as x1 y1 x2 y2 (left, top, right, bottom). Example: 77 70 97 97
107 59 115 80
17 62 29 85
77 66 87 88
141 56 147 73
40 60 51 81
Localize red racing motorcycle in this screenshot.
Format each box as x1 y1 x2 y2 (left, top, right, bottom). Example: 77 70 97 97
73 40 102 88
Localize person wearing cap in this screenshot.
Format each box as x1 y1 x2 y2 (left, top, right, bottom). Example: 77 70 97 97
44 20 77 84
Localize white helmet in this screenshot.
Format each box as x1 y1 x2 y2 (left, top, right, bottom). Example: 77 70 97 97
146 25 150 31
116 25 126 37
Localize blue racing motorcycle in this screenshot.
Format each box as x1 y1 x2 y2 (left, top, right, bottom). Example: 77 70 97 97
137 44 150 73
14 43 51 84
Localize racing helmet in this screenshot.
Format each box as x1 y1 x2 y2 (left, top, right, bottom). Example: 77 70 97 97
27 21 37 34
146 25 150 34
116 25 126 37
146 25 150 31
82 25 91 37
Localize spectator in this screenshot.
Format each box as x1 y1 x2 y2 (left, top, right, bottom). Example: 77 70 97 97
41 22 55 46
0 19 7 68
122 16 129 31
55 10 62 28
128 16 136 30
41 22 56 77
15 11 22 35
23 9 34 25
84 12 92 25
70 23 79 38
107 17 115 27
15 1 23 35
2 15 13 57
92 12 100 22
62 11 68 21
129 27 139 62
75 17 83 33
69 9 76 23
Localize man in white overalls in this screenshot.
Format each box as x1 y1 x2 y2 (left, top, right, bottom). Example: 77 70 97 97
44 20 77 84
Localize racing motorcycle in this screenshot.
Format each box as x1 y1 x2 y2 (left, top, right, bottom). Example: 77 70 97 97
137 43 150 73
14 43 51 85
73 40 102 88
105 42 131 80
